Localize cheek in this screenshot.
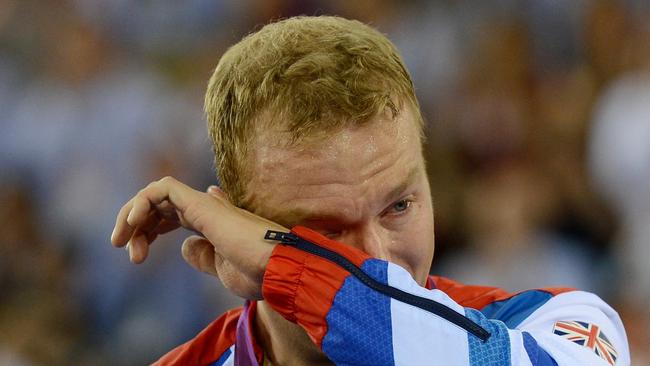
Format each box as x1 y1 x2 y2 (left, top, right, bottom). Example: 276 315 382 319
387 203 435 282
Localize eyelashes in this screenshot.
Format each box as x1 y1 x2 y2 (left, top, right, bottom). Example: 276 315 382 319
384 198 414 217
391 199 411 213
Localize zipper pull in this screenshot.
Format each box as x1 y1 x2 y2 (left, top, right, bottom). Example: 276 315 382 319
264 230 299 244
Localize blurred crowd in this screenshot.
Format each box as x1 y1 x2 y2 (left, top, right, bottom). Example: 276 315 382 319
1 0 648 365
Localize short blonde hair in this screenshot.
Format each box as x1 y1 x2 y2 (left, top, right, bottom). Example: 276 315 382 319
205 16 422 207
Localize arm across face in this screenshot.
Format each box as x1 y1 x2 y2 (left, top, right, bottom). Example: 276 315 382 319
110 176 284 299
111 176 630 366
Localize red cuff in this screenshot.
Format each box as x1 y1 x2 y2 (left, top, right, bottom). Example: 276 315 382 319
261 226 371 347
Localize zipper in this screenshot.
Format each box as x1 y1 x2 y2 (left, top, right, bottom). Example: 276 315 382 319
264 230 491 342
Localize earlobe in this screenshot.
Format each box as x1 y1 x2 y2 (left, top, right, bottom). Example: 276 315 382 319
207 185 227 198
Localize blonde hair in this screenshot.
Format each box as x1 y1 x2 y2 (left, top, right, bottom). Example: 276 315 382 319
205 16 422 207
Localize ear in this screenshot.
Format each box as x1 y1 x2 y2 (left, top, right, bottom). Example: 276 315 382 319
207 185 228 200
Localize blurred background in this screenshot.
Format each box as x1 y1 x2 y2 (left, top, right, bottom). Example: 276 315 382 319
0 0 648 364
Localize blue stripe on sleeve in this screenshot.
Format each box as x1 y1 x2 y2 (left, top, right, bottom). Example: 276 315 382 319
322 259 394 366
465 308 512 366
480 290 555 328
522 332 558 366
208 346 233 366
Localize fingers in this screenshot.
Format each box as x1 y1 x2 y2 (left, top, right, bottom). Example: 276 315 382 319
125 217 192 264
112 176 196 265
153 218 181 236
112 196 155 247
112 199 135 246
111 178 279 300
182 235 220 277
111 176 191 247
125 211 168 263
127 228 150 264
127 195 152 227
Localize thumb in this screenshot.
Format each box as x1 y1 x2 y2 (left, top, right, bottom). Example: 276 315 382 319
181 235 220 277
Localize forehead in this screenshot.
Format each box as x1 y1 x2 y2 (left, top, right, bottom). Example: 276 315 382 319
242 108 423 224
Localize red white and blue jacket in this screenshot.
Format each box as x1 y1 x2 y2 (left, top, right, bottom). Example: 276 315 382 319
154 226 630 366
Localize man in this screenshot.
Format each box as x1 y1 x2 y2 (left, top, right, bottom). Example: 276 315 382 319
111 16 629 365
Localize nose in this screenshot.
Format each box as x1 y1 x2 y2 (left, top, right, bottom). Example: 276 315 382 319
341 224 391 260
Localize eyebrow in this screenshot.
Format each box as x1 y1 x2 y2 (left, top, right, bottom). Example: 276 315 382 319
270 204 351 229
382 165 421 205
273 165 422 228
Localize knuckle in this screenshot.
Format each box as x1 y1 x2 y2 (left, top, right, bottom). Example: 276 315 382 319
159 176 176 184
138 183 156 196
133 194 148 206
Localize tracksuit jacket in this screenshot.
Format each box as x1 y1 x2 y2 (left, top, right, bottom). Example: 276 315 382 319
153 226 630 366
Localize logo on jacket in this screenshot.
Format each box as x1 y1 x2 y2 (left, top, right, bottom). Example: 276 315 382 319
553 320 618 365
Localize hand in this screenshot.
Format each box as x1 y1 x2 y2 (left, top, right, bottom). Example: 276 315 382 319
110 176 286 299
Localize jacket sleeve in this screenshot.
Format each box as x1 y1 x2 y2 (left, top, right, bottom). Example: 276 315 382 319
262 226 630 366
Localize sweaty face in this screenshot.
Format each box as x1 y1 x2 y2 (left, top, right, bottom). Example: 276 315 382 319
242 107 435 285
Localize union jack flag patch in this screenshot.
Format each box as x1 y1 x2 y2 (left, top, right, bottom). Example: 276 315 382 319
553 320 618 365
